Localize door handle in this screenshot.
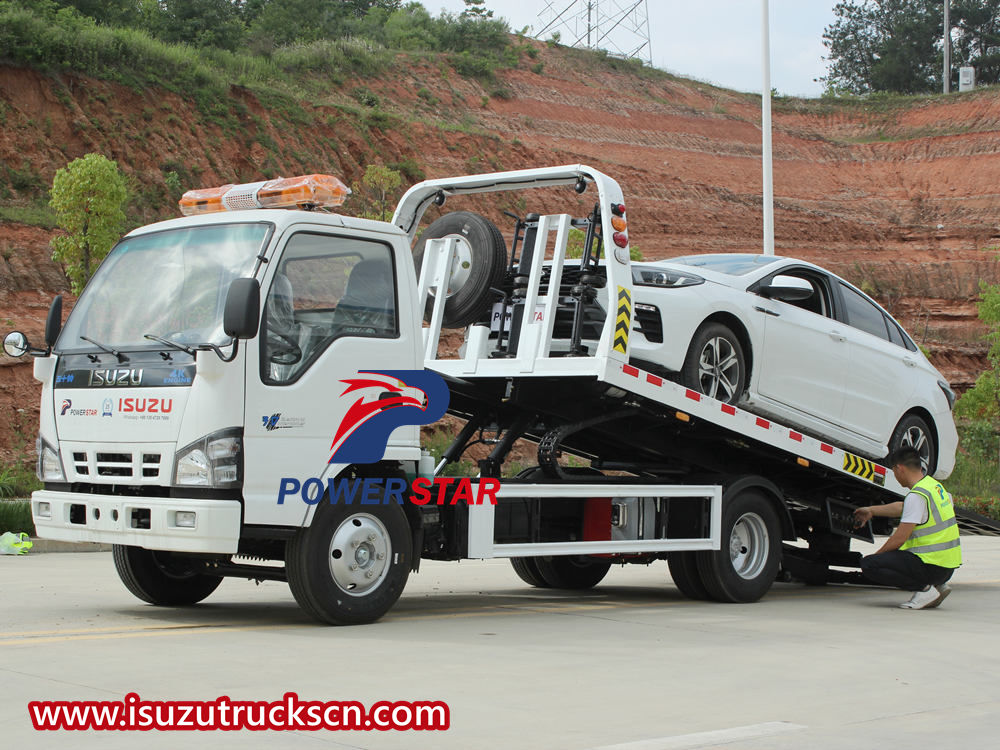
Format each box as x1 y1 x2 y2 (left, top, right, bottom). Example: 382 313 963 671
829 330 846 342
903 357 917 368
753 306 780 317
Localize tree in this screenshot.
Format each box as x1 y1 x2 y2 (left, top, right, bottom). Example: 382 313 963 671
49 153 128 294
822 0 1000 94
462 0 493 19
351 165 403 222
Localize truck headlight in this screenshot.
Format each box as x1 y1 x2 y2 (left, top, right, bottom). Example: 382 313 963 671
36 437 65 482
173 429 243 488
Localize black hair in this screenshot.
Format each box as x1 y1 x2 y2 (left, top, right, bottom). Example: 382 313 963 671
887 447 923 472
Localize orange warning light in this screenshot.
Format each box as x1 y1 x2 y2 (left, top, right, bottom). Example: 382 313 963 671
179 174 350 216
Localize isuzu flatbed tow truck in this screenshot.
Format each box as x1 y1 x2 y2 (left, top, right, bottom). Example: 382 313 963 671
6 165 998 624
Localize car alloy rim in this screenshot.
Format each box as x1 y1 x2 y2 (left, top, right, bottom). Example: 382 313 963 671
698 336 740 402
729 512 769 580
901 426 930 471
328 513 392 597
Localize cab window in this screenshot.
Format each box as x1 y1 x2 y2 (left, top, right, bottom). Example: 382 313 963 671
261 232 397 385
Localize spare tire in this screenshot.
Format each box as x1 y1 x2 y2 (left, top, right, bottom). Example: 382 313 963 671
413 211 508 328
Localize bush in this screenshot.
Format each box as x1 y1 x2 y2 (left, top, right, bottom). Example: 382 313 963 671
0 500 34 537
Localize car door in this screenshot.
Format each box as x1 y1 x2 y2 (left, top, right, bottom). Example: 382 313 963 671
835 281 916 443
242 228 419 526
752 268 847 426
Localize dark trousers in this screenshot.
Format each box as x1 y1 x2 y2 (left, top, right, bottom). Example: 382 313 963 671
860 550 955 591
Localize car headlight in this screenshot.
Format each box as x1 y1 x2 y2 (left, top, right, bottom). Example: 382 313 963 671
937 380 956 410
632 266 704 288
173 428 243 488
36 437 65 482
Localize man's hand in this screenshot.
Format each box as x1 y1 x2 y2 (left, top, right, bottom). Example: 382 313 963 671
854 506 873 527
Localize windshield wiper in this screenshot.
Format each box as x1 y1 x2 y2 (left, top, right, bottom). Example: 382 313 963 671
144 334 196 356
79 336 128 363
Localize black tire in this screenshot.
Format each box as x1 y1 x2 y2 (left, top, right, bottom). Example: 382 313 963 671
286 499 412 625
534 555 612 589
695 491 781 603
112 545 223 606
510 557 551 588
667 551 710 600
681 322 746 405
886 413 937 475
413 211 508 328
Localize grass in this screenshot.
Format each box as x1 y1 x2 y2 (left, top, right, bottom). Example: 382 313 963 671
0 203 58 228
0 500 34 537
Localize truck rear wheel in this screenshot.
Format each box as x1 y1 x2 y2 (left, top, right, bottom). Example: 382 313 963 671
286 500 412 625
413 211 508 328
510 557 551 588
667 551 710 600
112 545 223 606
534 555 612 589
695 491 781 603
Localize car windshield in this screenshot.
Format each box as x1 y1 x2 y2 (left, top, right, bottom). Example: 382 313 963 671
57 222 271 353
667 254 782 275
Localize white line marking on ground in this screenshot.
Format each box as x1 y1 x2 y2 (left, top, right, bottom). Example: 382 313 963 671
587 721 807 750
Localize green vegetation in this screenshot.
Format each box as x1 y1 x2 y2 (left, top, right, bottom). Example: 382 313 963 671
565 227 643 262
49 152 127 293
0 500 34 537
0 203 58 228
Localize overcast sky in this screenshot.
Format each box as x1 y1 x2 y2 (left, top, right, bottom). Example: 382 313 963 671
431 1 839 98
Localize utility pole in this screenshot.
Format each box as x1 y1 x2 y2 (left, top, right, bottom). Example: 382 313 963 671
761 0 774 255
944 0 951 93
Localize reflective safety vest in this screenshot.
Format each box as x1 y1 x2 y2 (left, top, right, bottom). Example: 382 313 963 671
901 475 962 568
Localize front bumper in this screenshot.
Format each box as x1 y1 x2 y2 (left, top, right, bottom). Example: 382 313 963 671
31 491 242 554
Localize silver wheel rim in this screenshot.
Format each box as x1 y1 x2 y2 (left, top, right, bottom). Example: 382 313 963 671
729 512 769 580
900 425 931 471
427 235 474 299
328 513 392 597
698 336 740 402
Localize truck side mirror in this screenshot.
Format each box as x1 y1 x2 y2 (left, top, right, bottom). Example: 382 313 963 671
3 331 30 358
45 295 63 349
224 278 260 339
759 275 813 303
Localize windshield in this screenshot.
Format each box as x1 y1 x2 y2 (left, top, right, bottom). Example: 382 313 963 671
667 254 782 275
57 222 271 352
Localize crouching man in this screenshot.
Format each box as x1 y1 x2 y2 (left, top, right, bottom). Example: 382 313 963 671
853 447 962 610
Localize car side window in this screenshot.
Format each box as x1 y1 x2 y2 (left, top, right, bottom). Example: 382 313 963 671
884 314 918 351
839 283 889 341
768 271 832 318
261 232 397 385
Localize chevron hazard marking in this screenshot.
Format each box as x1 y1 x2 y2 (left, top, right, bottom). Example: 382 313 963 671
843 452 878 483
613 286 631 354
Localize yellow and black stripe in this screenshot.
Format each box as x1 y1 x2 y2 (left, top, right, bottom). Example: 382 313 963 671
843 452 884 486
614 286 631 354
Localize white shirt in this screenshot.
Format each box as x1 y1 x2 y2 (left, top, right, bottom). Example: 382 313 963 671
900 489 930 526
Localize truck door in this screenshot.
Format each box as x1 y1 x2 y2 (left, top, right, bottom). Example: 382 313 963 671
243 228 419 526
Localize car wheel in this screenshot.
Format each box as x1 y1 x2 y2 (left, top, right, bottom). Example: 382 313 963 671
695 490 781 603
681 322 746 405
286 500 412 625
667 551 710 600
113 545 223 606
413 211 508 328
534 555 612 589
887 413 937 475
510 557 551 588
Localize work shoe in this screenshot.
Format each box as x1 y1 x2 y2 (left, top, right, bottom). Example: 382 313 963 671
899 586 940 609
925 584 952 609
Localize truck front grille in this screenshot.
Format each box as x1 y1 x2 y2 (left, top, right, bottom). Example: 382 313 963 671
71 450 163 481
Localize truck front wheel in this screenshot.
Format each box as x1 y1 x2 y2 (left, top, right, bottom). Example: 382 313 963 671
112 545 223 606
286 501 412 625
695 491 781 603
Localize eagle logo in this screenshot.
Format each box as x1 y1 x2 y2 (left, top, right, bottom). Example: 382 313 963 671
329 369 449 465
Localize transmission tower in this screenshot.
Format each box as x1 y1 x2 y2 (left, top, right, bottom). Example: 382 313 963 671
535 1 652 66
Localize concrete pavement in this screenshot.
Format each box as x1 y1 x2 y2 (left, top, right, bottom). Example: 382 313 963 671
3 536 1000 749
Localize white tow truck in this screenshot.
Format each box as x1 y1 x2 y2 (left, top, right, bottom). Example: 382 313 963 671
5 165 990 624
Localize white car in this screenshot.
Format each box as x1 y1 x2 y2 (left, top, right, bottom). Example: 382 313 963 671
626 253 957 477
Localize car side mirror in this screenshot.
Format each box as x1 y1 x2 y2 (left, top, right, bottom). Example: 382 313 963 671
224 278 261 339
759 275 813 302
45 295 63 349
3 331 30 358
